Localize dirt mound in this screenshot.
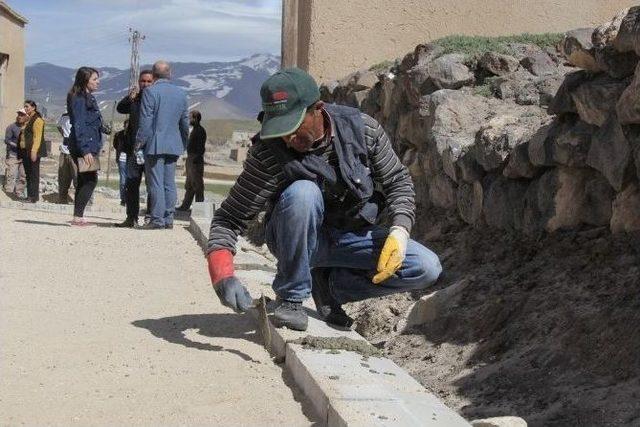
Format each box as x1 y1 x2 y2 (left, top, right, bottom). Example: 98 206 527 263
346 216 640 426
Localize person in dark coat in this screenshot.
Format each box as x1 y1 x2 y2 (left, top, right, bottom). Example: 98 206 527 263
113 120 128 205
176 110 207 211
67 66 106 225
114 70 153 227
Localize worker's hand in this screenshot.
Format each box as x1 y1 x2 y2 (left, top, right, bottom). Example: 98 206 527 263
214 276 253 313
30 152 37 162
83 153 94 166
372 226 410 284
207 249 252 312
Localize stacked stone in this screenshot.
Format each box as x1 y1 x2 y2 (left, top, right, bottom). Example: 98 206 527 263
321 8 640 234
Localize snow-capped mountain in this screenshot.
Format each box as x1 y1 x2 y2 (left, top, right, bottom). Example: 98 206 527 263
25 53 280 119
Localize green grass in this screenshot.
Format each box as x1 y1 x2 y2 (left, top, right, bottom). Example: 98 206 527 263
97 179 233 197
473 84 494 98
44 123 60 135
433 33 564 59
369 60 395 72
201 119 260 144
203 181 233 196
97 179 120 191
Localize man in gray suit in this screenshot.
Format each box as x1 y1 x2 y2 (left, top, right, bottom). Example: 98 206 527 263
136 60 189 230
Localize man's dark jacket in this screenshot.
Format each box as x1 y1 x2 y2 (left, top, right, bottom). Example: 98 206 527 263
187 124 207 162
116 95 141 155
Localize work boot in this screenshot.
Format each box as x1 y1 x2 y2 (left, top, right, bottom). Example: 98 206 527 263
114 217 136 228
311 268 354 328
273 299 308 331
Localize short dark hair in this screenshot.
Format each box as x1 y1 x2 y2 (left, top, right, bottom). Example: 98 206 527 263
139 69 152 78
190 110 202 123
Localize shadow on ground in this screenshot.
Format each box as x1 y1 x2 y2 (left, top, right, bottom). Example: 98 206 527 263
132 313 264 363
14 219 113 228
134 313 325 425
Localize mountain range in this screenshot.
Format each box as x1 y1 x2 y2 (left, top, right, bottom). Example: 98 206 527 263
25 53 280 120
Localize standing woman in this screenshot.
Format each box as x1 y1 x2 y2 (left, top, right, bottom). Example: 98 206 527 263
19 100 46 203
67 67 103 225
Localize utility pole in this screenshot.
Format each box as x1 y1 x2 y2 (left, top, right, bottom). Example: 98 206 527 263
128 28 146 90
106 29 145 185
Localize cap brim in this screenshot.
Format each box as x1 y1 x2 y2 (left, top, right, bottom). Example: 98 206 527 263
259 107 306 140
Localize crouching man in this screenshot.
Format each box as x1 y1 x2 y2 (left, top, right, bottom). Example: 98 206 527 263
206 68 442 331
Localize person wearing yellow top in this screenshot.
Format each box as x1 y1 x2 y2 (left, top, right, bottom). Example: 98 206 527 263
19 100 46 203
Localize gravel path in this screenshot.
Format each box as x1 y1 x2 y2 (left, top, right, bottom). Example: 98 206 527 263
0 208 315 426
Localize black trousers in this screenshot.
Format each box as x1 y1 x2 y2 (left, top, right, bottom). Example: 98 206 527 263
180 156 204 209
21 150 40 201
125 158 150 220
73 156 98 217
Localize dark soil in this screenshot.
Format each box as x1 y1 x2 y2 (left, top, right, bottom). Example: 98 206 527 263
346 214 640 427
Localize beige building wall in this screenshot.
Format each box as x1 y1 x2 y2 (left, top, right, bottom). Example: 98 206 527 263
0 2 27 134
282 0 637 82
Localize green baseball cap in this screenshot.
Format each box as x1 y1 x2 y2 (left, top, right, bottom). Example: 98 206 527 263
259 67 320 140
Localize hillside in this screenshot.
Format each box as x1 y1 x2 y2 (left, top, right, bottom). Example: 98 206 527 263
25 53 280 120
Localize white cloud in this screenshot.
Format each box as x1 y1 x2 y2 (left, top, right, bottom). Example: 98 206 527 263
24 0 281 67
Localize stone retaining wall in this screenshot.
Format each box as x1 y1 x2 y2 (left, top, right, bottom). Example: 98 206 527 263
320 8 640 234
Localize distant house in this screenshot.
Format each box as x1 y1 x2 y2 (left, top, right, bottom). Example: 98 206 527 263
0 1 27 133
229 130 253 146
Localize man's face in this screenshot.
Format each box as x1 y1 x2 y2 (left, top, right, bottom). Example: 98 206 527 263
281 109 320 153
139 73 153 90
16 113 27 124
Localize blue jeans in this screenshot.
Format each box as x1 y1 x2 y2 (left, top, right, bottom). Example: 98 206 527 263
117 157 127 203
145 154 178 227
265 180 442 303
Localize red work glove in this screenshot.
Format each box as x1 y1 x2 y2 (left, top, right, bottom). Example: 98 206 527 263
207 249 235 285
207 250 252 313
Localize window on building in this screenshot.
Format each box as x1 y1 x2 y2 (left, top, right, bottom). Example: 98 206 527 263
0 53 9 107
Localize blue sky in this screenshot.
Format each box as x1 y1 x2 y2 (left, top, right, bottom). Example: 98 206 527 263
13 0 282 68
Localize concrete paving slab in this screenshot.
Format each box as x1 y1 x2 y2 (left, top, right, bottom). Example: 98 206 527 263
191 201 215 219
0 207 316 426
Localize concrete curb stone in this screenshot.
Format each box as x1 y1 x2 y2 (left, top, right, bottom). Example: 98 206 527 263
188 212 471 426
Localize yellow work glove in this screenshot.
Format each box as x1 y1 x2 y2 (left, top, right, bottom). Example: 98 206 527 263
372 226 409 284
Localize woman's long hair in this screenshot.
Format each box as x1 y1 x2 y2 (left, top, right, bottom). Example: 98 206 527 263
67 67 99 104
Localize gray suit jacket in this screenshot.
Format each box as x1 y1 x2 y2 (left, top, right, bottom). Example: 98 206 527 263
137 79 189 156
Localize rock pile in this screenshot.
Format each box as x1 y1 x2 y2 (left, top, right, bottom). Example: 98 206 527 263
321 8 640 234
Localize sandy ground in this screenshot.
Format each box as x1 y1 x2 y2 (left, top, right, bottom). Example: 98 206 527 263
0 208 316 426
347 213 640 427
